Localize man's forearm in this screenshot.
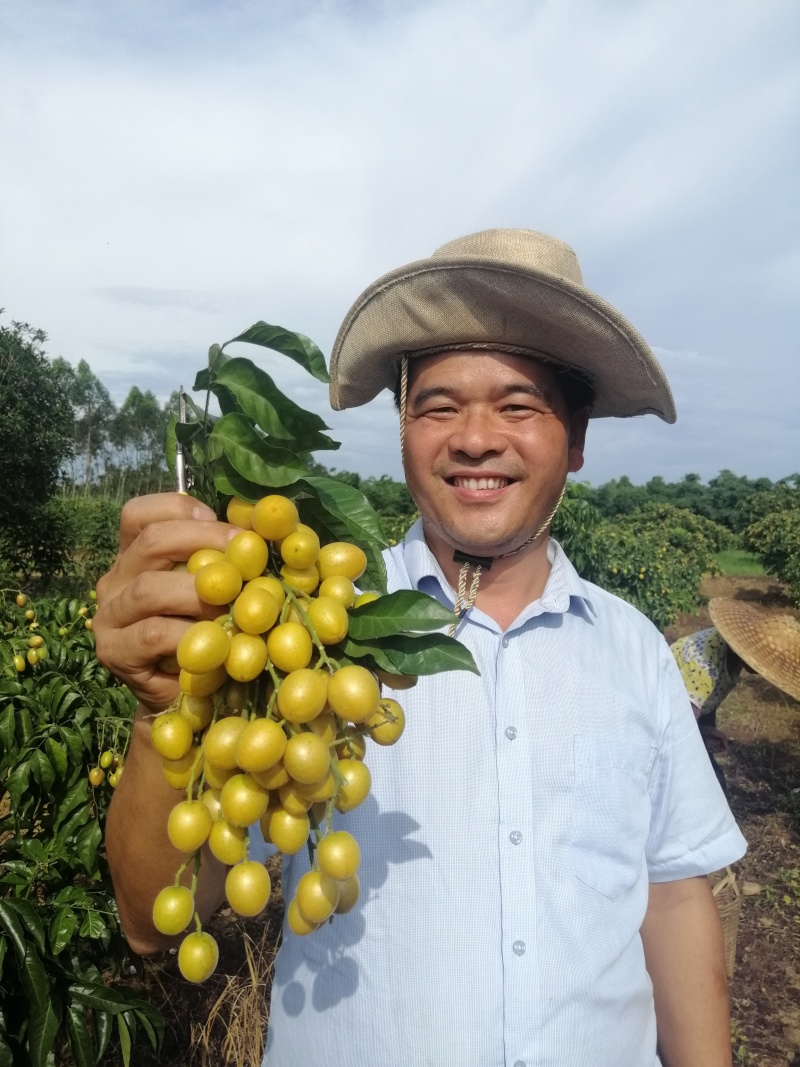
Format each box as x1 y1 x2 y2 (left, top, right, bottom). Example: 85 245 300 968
641 876 732 1067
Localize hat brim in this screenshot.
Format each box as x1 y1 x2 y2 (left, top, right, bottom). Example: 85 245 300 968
329 255 676 421
708 598 800 702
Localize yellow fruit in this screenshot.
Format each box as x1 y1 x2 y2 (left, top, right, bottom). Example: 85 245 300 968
203 762 235 791
187 547 226 574
266 623 313 673
88 767 104 787
316 830 360 881
179 664 228 697
251 495 299 541
26 649 38 666
277 669 329 724
264 808 310 854
202 717 248 771
194 560 243 606
251 760 290 791
225 530 269 581
178 931 219 983
152 885 195 936
334 759 372 812
226 496 255 529
15 593 27 608
318 575 356 607
99 750 114 769
279 563 320 595
246 575 286 607
177 621 231 674
222 679 248 713
179 695 214 733
278 782 312 816
326 665 380 723
365 698 406 746
225 632 268 683
200 788 223 821
226 860 272 917
317 542 367 582
232 584 281 635
305 597 349 645
306 711 337 745
336 729 367 761
208 818 246 865
151 712 194 761
294 770 337 803
167 800 213 852
280 528 320 569
219 773 269 827
162 745 204 790
296 869 340 924
287 897 318 936
28 634 44 648
283 732 330 785
334 874 361 914
353 591 380 608
234 718 287 773
375 668 418 691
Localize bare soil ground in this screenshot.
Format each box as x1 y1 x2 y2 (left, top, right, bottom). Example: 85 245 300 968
111 576 800 1067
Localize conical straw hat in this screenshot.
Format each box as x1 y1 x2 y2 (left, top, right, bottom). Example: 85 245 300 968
708 598 800 702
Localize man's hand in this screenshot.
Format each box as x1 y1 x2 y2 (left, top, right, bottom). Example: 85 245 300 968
94 493 237 710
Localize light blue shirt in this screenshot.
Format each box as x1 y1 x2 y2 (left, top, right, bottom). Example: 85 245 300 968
261 522 746 1067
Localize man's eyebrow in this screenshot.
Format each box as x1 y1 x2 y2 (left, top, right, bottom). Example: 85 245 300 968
410 382 553 406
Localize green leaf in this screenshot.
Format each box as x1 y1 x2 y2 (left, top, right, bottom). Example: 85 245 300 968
0 705 16 758
117 1013 132 1067
3 896 46 955
95 1010 113 1062
50 906 79 955
213 358 339 452
208 414 309 487
194 343 230 390
341 632 479 675
45 737 68 778
29 749 56 790
75 820 102 874
21 943 61 1067
0 900 27 962
65 1002 94 1067
222 322 330 383
52 775 89 835
347 590 457 639
79 910 106 939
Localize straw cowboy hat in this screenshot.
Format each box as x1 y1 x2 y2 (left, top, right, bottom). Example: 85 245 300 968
329 228 676 421
708 598 800 703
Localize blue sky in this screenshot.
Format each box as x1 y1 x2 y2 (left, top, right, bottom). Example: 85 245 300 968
1 0 798 486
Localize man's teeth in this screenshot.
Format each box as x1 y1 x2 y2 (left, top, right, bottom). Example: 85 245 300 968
453 477 509 490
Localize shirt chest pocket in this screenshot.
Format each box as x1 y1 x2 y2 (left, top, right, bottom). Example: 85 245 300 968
571 735 657 901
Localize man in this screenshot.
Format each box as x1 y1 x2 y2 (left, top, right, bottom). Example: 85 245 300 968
95 230 745 1066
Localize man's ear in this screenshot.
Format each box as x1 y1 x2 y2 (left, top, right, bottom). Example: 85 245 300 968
567 409 589 473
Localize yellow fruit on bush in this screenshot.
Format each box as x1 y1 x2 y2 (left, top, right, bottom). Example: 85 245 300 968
375 668 418 691
226 496 255 529
232 585 281 635
162 745 204 790
179 664 228 697
234 717 287 773
178 931 219 983
264 808 310 854
225 530 269 580
202 716 248 771
283 732 330 785
179 694 214 733
318 575 356 607
194 560 243 606
167 800 213 852
187 548 226 574
365 698 406 746
317 542 367 582
277 668 329 723
247 575 286 607
153 885 195 935
280 527 320 569
225 860 271 916
278 782 312 816
305 597 349 645
208 818 246 865
13 654 25 672
225 632 268 682
251 760 290 791
316 830 360 881
287 897 318 936
251 495 299 541
334 759 372 812
266 622 313 673
200 788 223 821
204 762 235 790
279 563 320 595
88 767 104 787
334 874 361 914
305 711 337 745
151 712 194 761
294 770 337 803
336 729 367 761
327 665 380 723
353 591 380 608
26 649 38 666
177 621 231 674
219 773 269 827
15 593 27 608
296 869 340 924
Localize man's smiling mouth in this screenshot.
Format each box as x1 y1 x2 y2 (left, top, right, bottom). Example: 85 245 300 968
448 476 512 490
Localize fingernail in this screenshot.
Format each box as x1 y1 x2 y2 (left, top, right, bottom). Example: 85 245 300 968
192 505 218 521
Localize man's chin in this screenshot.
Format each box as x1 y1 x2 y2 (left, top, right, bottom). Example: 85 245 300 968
423 519 543 562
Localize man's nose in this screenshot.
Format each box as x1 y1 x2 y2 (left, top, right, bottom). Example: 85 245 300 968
447 410 507 458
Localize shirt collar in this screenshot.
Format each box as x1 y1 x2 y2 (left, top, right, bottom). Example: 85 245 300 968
400 518 594 621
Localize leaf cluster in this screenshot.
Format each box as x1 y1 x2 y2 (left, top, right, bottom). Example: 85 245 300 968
0 593 159 1067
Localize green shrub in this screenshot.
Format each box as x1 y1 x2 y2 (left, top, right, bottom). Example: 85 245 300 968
0 591 161 1066
743 504 800 605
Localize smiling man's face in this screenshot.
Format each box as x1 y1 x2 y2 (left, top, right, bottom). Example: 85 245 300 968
402 350 588 562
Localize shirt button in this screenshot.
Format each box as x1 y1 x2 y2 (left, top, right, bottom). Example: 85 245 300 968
513 940 526 956
505 726 517 740
509 831 522 845
502 636 510 648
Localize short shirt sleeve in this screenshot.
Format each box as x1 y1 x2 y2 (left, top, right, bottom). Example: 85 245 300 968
646 642 747 881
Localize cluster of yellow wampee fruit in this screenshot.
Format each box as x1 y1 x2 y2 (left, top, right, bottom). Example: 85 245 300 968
150 493 410 983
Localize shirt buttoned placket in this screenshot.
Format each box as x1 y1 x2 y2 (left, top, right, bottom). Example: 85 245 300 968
494 622 538 1067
